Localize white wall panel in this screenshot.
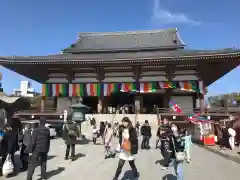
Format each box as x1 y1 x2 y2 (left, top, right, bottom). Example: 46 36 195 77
171 96 193 113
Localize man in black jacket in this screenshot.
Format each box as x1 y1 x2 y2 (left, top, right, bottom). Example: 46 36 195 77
140 120 152 149
26 117 50 180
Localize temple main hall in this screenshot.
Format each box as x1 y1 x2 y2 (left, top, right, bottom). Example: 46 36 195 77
1 28 240 115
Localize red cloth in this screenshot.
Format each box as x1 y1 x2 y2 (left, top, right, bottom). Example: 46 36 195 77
203 136 215 146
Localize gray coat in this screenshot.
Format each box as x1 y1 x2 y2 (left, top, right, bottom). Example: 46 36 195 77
62 121 79 145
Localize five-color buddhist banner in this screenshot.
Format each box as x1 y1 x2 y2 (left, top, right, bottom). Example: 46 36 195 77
41 81 204 97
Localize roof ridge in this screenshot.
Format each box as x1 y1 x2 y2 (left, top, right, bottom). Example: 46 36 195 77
78 28 177 37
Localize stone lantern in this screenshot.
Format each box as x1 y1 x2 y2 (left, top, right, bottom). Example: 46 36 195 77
70 102 90 137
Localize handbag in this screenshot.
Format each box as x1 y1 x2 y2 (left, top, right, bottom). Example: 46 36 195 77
171 137 186 162
2 154 14 176
122 138 131 151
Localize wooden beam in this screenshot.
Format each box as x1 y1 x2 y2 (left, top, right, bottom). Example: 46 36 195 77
197 60 239 86
95 67 105 81
173 72 198 76
132 65 141 81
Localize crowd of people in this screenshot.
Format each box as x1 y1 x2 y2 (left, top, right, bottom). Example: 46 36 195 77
89 117 192 180
4 114 240 180
0 115 192 180
0 118 51 179
214 119 240 150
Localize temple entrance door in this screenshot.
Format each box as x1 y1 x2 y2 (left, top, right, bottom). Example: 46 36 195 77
143 94 163 114
107 92 134 113
82 97 98 113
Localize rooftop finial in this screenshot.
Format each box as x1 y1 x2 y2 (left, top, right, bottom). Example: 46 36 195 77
12 54 16 59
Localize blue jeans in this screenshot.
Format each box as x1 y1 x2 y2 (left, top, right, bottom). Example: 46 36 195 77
173 160 183 180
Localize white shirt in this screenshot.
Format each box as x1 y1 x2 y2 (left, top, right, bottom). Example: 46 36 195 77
228 128 236 137
119 128 134 161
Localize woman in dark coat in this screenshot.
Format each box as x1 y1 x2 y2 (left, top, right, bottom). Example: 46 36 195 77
118 124 124 145
214 122 223 146
1 124 18 175
112 117 139 180
222 126 230 149
99 121 106 144
167 124 185 180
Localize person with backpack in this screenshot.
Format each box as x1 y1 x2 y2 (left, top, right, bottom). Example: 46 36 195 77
140 120 152 149
62 118 79 161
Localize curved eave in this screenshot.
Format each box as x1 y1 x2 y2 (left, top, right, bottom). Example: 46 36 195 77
62 46 185 53
175 28 186 46
0 96 30 105
0 50 240 65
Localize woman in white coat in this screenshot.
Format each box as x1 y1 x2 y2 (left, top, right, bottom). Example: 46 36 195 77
112 117 139 180
104 123 116 158
228 127 236 149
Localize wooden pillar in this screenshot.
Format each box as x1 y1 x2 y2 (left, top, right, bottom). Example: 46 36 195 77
96 67 105 114
133 66 141 114
134 96 142 113
193 94 197 109
197 78 205 114
133 66 141 125
67 73 73 113
40 98 44 112
164 66 174 109
199 94 205 114
97 98 103 114
40 73 49 113
41 82 45 112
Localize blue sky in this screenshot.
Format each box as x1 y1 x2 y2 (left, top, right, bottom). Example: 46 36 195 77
0 0 239 96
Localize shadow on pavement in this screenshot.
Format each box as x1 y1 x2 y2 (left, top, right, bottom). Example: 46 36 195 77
47 155 56 161
0 155 57 177
37 167 65 180
121 170 139 180
155 159 165 166
34 155 56 165
162 174 177 180
75 153 86 160
75 138 91 145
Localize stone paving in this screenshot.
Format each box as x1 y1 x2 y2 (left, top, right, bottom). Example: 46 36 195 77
197 144 240 164
3 137 240 180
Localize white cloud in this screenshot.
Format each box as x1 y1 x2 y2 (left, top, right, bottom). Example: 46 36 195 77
152 0 201 25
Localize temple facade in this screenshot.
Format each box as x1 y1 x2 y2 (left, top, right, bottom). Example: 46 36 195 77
1 28 240 115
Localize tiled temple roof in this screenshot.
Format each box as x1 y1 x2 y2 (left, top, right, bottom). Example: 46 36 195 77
0 28 239 64
62 28 185 53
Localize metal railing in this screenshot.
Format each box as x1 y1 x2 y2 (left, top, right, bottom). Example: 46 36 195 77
16 107 57 112
156 107 239 114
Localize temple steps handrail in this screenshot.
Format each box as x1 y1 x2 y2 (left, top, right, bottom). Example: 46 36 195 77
156 107 239 114
14 108 57 114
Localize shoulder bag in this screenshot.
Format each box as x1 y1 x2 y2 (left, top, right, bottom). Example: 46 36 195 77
171 137 186 162
66 124 77 137
122 138 131 151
